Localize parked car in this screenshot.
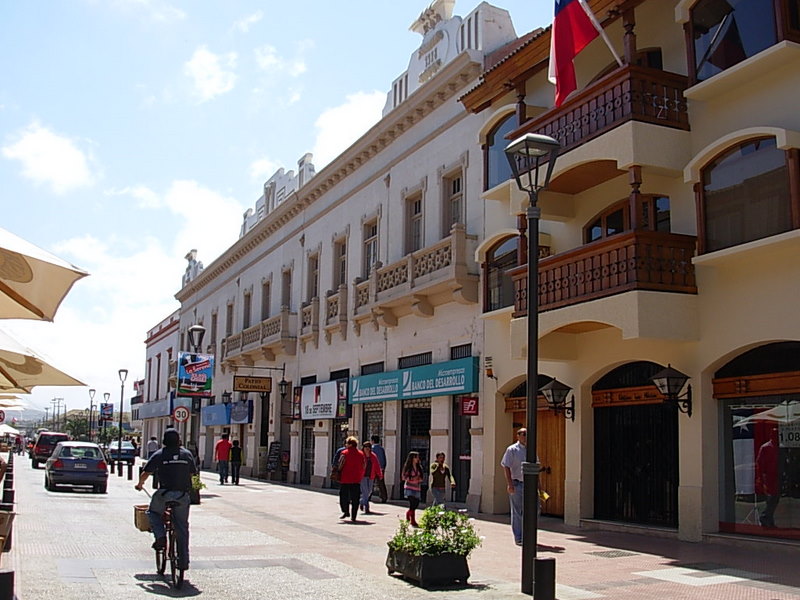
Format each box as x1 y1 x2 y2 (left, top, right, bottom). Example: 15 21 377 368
105 440 137 464
31 431 70 469
45 441 108 493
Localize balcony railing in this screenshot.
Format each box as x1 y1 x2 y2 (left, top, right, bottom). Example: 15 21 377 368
510 231 697 316
299 298 319 350
352 224 478 331
324 285 348 343
221 306 297 365
516 65 689 156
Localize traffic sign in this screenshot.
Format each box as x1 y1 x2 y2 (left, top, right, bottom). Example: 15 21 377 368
172 406 190 423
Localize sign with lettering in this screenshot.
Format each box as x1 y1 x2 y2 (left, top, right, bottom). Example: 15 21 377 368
350 357 478 403
177 352 214 397
459 396 479 416
100 403 114 421
233 375 272 394
301 380 338 420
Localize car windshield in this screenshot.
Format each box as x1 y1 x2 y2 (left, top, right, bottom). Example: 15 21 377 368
39 435 68 445
110 442 134 450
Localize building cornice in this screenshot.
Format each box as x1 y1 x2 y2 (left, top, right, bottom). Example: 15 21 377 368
176 51 483 302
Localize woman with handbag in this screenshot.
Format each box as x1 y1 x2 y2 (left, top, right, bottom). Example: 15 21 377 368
336 437 365 522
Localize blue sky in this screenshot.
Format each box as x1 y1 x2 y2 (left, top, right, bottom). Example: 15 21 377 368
0 0 554 417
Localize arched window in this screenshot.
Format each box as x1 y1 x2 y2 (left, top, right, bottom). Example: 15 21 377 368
484 236 518 312
485 113 516 191
584 196 671 244
689 0 776 82
701 137 791 252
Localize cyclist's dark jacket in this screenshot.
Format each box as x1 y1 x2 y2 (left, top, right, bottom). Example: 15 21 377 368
144 446 197 492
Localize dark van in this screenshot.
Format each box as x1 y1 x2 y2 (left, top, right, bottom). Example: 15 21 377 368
32 431 70 468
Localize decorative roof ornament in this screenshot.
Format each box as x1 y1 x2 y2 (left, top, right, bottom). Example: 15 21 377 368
410 0 455 35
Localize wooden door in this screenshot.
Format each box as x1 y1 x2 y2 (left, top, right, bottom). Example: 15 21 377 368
512 409 565 517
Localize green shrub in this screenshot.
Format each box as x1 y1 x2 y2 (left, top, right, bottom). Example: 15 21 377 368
387 506 482 557
191 474 206 491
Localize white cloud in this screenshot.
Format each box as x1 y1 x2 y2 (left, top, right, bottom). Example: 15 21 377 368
184 46 237 102
2 121 96 194
234 10 263 33
253 40 312 77
311 91 385 168
105 185 161 209
249 158 280 182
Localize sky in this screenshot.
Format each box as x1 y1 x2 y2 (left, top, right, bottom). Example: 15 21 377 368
0 0 554 420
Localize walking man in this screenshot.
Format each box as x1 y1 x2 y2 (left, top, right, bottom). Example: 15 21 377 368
501 428 527 546
370 435 388 503
214 433 232 485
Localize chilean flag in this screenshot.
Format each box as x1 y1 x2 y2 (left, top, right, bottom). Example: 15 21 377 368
548 0 603 107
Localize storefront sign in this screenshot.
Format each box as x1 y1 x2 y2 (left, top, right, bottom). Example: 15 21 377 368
459 396 479 416
177 351 214 397
779 422 800 448
301 380 338 419
100 403 114 421
350 357 479 403
234 375 272 394
230 400 253 424
201 403 230 426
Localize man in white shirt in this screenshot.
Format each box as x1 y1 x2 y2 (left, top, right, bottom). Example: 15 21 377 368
501 428 528 546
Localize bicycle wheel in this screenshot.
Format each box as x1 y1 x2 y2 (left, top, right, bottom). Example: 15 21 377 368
168 528 180 588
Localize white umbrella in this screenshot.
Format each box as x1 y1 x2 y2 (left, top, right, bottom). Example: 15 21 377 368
0 423 20 436
0 226 88 321
0 329 84 390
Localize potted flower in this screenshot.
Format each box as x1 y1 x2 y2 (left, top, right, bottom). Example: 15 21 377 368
386 506 481 588
190 474 206 505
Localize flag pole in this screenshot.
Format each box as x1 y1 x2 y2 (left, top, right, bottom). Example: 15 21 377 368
580 0 623 67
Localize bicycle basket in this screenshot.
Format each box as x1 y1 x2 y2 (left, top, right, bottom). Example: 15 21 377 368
133 504 151 532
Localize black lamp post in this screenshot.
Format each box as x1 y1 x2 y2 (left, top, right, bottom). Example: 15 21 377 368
188 324 206 354
118 369 128 476
221 390 232 405
102 392 110 443
505 132 560 598
88 388 96 442
650 364 693 417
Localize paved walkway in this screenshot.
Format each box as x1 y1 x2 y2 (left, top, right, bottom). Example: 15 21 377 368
4 458 800 599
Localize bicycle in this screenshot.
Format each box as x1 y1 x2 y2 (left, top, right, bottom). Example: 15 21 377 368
138 489 185 589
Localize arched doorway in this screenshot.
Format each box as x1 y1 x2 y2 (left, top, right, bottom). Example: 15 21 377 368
716 342 800 540
506 377 566 517
592 361 678 527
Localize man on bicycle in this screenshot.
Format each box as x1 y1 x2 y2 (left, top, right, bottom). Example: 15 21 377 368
135 429 196 569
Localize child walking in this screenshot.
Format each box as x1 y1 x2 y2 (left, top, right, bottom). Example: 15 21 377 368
401 451 424 527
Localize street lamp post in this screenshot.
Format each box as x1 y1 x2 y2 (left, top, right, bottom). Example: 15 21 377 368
505 133 560 598
186 324 206 444
118 369 128 476
102 392 110 443
88 388 96 441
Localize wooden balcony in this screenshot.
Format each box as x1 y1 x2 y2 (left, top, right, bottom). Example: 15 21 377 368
510 231 697 316
514 65 689 156
221 306 296 368
352 223 479 333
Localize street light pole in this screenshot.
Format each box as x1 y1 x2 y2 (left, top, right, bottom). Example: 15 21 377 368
505 133 560 598
118 369 128 476
103 392 111 444
88 388 96 442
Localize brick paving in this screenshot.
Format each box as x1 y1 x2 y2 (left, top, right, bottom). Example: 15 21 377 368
4 456 800 599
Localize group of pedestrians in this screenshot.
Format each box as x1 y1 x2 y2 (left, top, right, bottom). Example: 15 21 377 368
332 434 457 527
214 433 243 485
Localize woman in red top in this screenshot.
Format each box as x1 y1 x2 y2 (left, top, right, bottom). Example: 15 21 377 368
337 436 365 522
359 441 383 514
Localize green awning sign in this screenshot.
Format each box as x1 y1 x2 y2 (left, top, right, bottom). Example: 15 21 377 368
350 357 478 403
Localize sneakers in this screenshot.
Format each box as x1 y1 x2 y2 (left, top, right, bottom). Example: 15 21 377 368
151 537 166 550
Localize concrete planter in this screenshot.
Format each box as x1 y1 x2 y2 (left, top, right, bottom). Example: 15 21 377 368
386 549 469 588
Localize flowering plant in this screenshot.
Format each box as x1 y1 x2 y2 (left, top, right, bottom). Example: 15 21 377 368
191 474 206 491
387 506 482 557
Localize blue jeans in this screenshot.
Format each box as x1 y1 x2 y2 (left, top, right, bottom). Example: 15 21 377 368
230 461 241 484
431 487 447 506
148 489 190 568
509 480 524 544
217 460 229 483
359 477 374 510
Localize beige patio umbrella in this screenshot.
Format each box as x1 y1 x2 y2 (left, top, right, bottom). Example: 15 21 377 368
0 226 88 321
0 329 84 390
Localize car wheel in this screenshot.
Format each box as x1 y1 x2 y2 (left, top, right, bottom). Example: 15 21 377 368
32 459 39 469
98 484 107 494
45 475 54 491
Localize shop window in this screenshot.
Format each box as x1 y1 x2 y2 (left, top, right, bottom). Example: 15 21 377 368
485 113 516 191
689 0 776 82
701 137 791 253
